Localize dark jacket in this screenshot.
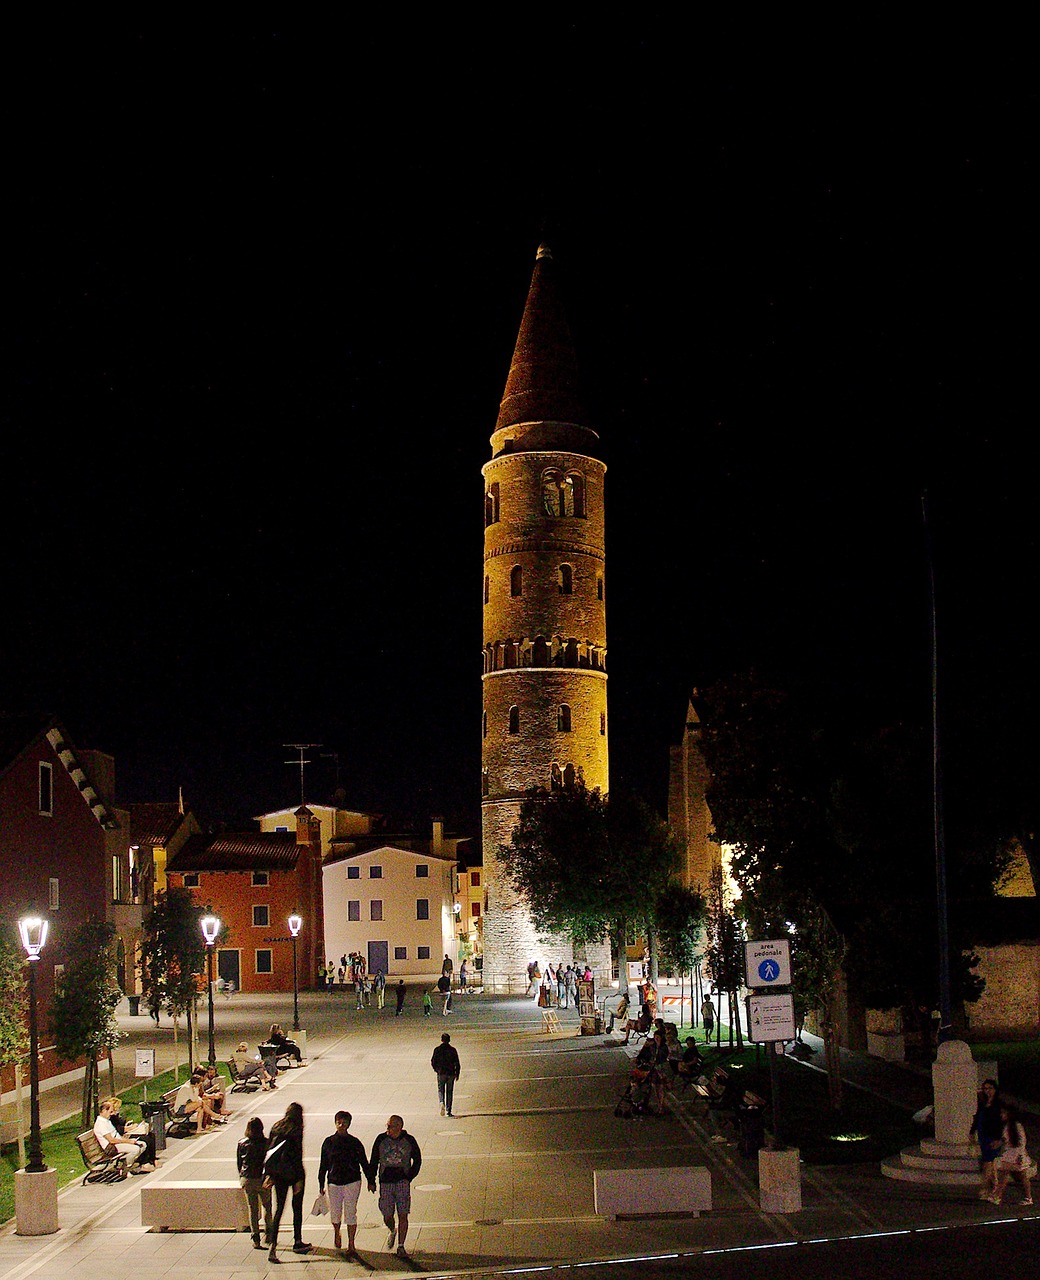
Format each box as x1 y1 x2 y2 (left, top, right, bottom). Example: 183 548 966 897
318 1131 373 1189
431 1042 461 1078
266 1123 305 1183
237 1134 269 1181
369 1130 422 1183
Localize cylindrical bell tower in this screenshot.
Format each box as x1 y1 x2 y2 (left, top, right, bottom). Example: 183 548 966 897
480 245 609 992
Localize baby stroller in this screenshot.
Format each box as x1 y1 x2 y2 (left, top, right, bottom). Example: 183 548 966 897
614 1064 665 1118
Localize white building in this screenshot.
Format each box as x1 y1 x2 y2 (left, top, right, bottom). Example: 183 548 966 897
322 819 466 979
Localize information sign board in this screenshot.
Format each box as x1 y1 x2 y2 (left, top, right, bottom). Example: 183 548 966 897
746 993 796 1043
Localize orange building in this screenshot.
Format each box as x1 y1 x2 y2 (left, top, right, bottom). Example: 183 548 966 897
166 805 323 993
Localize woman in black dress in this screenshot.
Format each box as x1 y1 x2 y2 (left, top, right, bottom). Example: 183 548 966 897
266 1102 311 1261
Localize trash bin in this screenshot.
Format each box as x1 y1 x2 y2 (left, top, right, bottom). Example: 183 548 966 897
736 1102 765 1158
127 995 141 1016
141 1101 171 1155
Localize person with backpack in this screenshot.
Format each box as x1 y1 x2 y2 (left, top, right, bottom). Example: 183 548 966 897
368 1114 422 1260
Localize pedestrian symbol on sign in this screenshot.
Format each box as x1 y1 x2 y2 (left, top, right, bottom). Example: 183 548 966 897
758 960 780 983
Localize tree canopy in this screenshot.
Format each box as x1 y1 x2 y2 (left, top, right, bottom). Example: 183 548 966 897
141 887 209 1019
50 919 122 1125
499 784 679 977
0 939 29 1070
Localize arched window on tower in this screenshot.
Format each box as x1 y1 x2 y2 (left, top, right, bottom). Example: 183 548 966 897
541 469 561 516
485 482 500 527
600 711 607 736
564 639 579 667
508 706 520 734
563 763 576 789
482 768 490 796
483 575 489 605
558 563 573 594
510 565 523 597
482 710 487 738
567 472 586 518
597 576 604 601
558 705 571 732
550 763 562 791
533 636 548 666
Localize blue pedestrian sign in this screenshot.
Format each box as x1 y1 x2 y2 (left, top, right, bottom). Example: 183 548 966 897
744 940 792 988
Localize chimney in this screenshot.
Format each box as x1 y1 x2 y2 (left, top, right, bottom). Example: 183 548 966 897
432 817 445 856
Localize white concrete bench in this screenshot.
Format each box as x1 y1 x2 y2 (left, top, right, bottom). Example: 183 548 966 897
594 1166 711 1219
140 1181 250 1232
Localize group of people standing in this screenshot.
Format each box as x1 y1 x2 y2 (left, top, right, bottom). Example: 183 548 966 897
526 960 590 1006
237 1104 423 1262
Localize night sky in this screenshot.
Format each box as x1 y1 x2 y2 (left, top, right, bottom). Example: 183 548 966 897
4 27 1033 837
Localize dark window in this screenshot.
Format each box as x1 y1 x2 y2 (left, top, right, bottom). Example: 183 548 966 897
347 866 360 879
482 710 487 737
49 877 60 911
510 565 522 596
394 946 407 960
370 865 382 879
418 946 431 960
482 768 490 796
472 902 481 918
600 712 607 735
416 864 429 878
597 576 604 601
559 563 573 594
558 705 572 732
564 763 576 789
483 575 489 604
508 706 520 734
416 899 429 921
348 900 360 921
484 481 500 527
371 900 383 921
551 763 562 791
472 871 481 887
253 905 269 927
255 949 273 974
39 763 53 816
568 472 586 517
183 873 199 888
251 871 269 886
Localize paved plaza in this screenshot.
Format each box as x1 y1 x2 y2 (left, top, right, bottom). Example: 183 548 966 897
0 990 1035 1279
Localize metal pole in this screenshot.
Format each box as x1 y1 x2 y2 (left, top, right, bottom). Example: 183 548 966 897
26 958 46 1172
292 933 300 1032
206 944 216 1065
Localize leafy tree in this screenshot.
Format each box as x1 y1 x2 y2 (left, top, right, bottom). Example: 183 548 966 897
50 920 122 1126
142 887 208 1019
655 884 706 979
499 785 679 988
0 939 29 1071
703 863 744 1049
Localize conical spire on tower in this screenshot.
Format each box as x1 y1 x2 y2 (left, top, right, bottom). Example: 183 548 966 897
491 245 598 457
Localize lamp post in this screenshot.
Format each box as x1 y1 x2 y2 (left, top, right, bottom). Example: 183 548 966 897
288 913 302 1032
200 915 220 1066
17 917 48 1174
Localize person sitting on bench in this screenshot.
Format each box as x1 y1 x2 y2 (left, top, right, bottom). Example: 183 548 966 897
173 1069 219 1131
620 1005 652 1046
268 1024 303 1064
95 1099 153 1172
201 1065 231 1117
234 1042 278 1089
605 992 630 1034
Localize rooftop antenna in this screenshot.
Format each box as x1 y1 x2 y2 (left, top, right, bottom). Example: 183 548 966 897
284 743 321 807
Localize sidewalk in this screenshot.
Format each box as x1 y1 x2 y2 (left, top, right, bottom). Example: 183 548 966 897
0 993 1034 1279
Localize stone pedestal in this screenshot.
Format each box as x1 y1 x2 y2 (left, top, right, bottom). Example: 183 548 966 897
932 1039 977 1146
295 1030 307 1060
15 1168 59 1236
759 1147 801 1213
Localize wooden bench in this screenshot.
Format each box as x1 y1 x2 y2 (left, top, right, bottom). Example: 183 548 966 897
593 1166 712 1219
76 1131 128 1185
140 1180 250 1232
541 1010 562 1035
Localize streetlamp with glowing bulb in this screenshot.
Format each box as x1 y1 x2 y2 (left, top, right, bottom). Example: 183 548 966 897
287 913 302 1032
17 917 48 1174
200 914 221 1066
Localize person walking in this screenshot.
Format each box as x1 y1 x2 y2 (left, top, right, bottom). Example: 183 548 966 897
368 1114 422 1260
237 1116 272 1249
431 1032 461 1117
317 1111 374 1257
422 988 433 1017
701 996 716 1044
458 959 468 992
992 1102 1033 1207
442 953 454 980
971 1079 1005 1200
265 1102 311 1261
395 980 406 1016
437 971 453 1014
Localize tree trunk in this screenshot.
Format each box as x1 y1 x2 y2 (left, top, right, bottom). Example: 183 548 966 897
823 1017 843 1110
648 925 659 987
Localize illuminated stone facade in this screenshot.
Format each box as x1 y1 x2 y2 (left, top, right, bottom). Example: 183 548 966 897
667 695 720 894
481 246 609 991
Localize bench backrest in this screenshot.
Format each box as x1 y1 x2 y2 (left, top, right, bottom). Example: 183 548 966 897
78 1130 117 1167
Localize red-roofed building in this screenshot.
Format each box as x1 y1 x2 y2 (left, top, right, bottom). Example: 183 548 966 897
166 806 323 993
